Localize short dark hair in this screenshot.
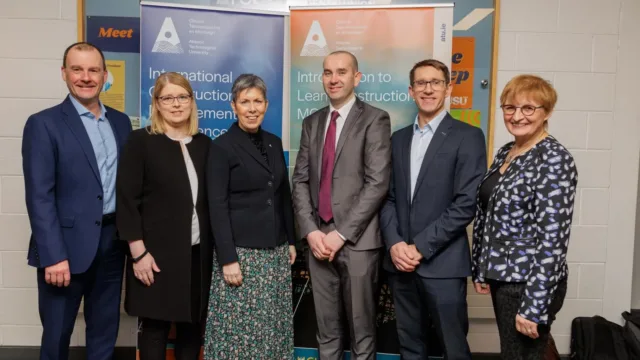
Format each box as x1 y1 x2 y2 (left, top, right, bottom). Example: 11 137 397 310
409 59 450 85
62 42 106 70
231 73 267 102
325 50 359 72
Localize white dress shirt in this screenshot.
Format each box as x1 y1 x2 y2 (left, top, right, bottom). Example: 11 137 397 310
323 95 357 148
410 109 447 201
167 134 201 246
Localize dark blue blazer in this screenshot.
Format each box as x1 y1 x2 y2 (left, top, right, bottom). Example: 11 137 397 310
22 96 132 274
380 114 487 278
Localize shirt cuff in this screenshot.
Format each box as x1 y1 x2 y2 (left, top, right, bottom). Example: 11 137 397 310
336 231 347 241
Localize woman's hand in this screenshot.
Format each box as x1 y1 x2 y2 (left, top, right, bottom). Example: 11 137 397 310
289 245 297 265
515 314 539 339
129 240 160 287
223 262 243 287
474 282 491 294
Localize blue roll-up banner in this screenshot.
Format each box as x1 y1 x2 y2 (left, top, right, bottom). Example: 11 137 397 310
140 2 286 140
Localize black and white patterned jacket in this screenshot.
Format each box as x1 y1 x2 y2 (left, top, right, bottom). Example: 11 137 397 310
471 135 578 324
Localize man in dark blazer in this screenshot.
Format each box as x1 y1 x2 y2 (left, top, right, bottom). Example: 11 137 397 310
380 59 487 360
21 42 132 360
292 51 391 360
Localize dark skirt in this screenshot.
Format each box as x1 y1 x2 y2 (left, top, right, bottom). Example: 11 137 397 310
204 243 293 360
488 278 568 360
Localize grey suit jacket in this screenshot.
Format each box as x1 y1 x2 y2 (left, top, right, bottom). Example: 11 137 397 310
292 98 391 250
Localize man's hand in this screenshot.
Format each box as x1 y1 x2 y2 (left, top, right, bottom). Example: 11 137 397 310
390 242 420 272
45 260 71 287
407 245 423 262
307 230 330 260
323 230 345 262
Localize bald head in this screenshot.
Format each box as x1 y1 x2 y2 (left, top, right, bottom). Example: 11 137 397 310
323 51 359 72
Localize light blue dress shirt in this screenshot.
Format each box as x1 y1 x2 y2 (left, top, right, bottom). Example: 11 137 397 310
410 110 447 201
69 96 118 214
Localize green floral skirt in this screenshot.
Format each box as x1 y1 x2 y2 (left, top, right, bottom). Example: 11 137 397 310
204 243 293 360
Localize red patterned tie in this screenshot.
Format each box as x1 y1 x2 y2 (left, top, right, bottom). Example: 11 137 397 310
319 110 339 222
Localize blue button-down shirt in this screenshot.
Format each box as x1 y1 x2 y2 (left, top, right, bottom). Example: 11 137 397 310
69 96 118 214
410 110 447 200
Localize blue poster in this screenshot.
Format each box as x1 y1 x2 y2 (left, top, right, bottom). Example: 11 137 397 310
140 3 285 139
86 16 140 53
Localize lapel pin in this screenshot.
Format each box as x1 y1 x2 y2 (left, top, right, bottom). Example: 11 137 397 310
269 144 272 147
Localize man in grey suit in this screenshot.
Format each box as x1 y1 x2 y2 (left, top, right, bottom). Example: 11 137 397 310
292 51 391 360
380 59 487 360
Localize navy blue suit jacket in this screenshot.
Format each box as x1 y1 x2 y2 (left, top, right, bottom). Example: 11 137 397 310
380 114 487 278
22 96 132 274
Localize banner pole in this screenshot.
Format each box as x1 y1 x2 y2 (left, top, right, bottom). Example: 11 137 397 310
289 3 454 10
141 1 290 16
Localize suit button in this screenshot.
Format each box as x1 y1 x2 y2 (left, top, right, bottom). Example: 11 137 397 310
271 175 274 179
97 195 103 200
267 199 272 206
268 181 273 187
95 221 101 226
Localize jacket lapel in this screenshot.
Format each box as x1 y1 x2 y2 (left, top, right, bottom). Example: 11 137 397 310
314 107 329 183
401 127 413 204
105 107 122 156
61 97 101 184
334 100 363 164
265 136 278 174
230 123 271 173
412 114 453 201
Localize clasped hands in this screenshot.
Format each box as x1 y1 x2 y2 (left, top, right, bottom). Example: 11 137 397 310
389 242 422 272
307 230 345 262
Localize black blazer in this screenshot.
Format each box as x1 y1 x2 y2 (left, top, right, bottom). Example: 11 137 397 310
116 128 212 323
380 114 487 278
207 122 295 266
472 135 578 325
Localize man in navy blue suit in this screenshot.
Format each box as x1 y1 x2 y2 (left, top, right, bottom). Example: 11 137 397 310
380 59 487 360
22 42 132 360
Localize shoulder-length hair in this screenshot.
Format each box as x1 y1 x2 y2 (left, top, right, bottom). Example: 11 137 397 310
149 72 199 136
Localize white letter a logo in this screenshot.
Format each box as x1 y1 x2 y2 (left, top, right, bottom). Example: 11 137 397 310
152 17 184 54
300 21 329 57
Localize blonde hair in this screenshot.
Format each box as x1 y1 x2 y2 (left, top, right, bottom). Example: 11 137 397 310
149 72 199 136
500 74 558 113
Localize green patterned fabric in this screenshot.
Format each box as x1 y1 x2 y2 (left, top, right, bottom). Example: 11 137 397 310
204 243 293 359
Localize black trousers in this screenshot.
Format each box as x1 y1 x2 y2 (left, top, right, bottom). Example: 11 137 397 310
488 279 568 360
138 245 203 360
388 273 471 360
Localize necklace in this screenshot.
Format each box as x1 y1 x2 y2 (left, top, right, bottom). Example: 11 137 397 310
505 131 547 164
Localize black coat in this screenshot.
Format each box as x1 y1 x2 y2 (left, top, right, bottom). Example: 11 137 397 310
116 128 212 323
207 122 295 266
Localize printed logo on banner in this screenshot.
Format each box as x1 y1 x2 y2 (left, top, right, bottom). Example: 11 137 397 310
152 17 184 54
300 21 329 56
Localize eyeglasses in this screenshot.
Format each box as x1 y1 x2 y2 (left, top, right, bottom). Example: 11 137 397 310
412 79 447 91
157 95 192 105
501 105 544 116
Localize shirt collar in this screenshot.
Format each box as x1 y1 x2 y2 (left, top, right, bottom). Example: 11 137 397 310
413 109 447 134
69 95 107 121
329 94 357 120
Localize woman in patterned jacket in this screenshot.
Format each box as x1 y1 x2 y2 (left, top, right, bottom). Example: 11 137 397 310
471 74 578 359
